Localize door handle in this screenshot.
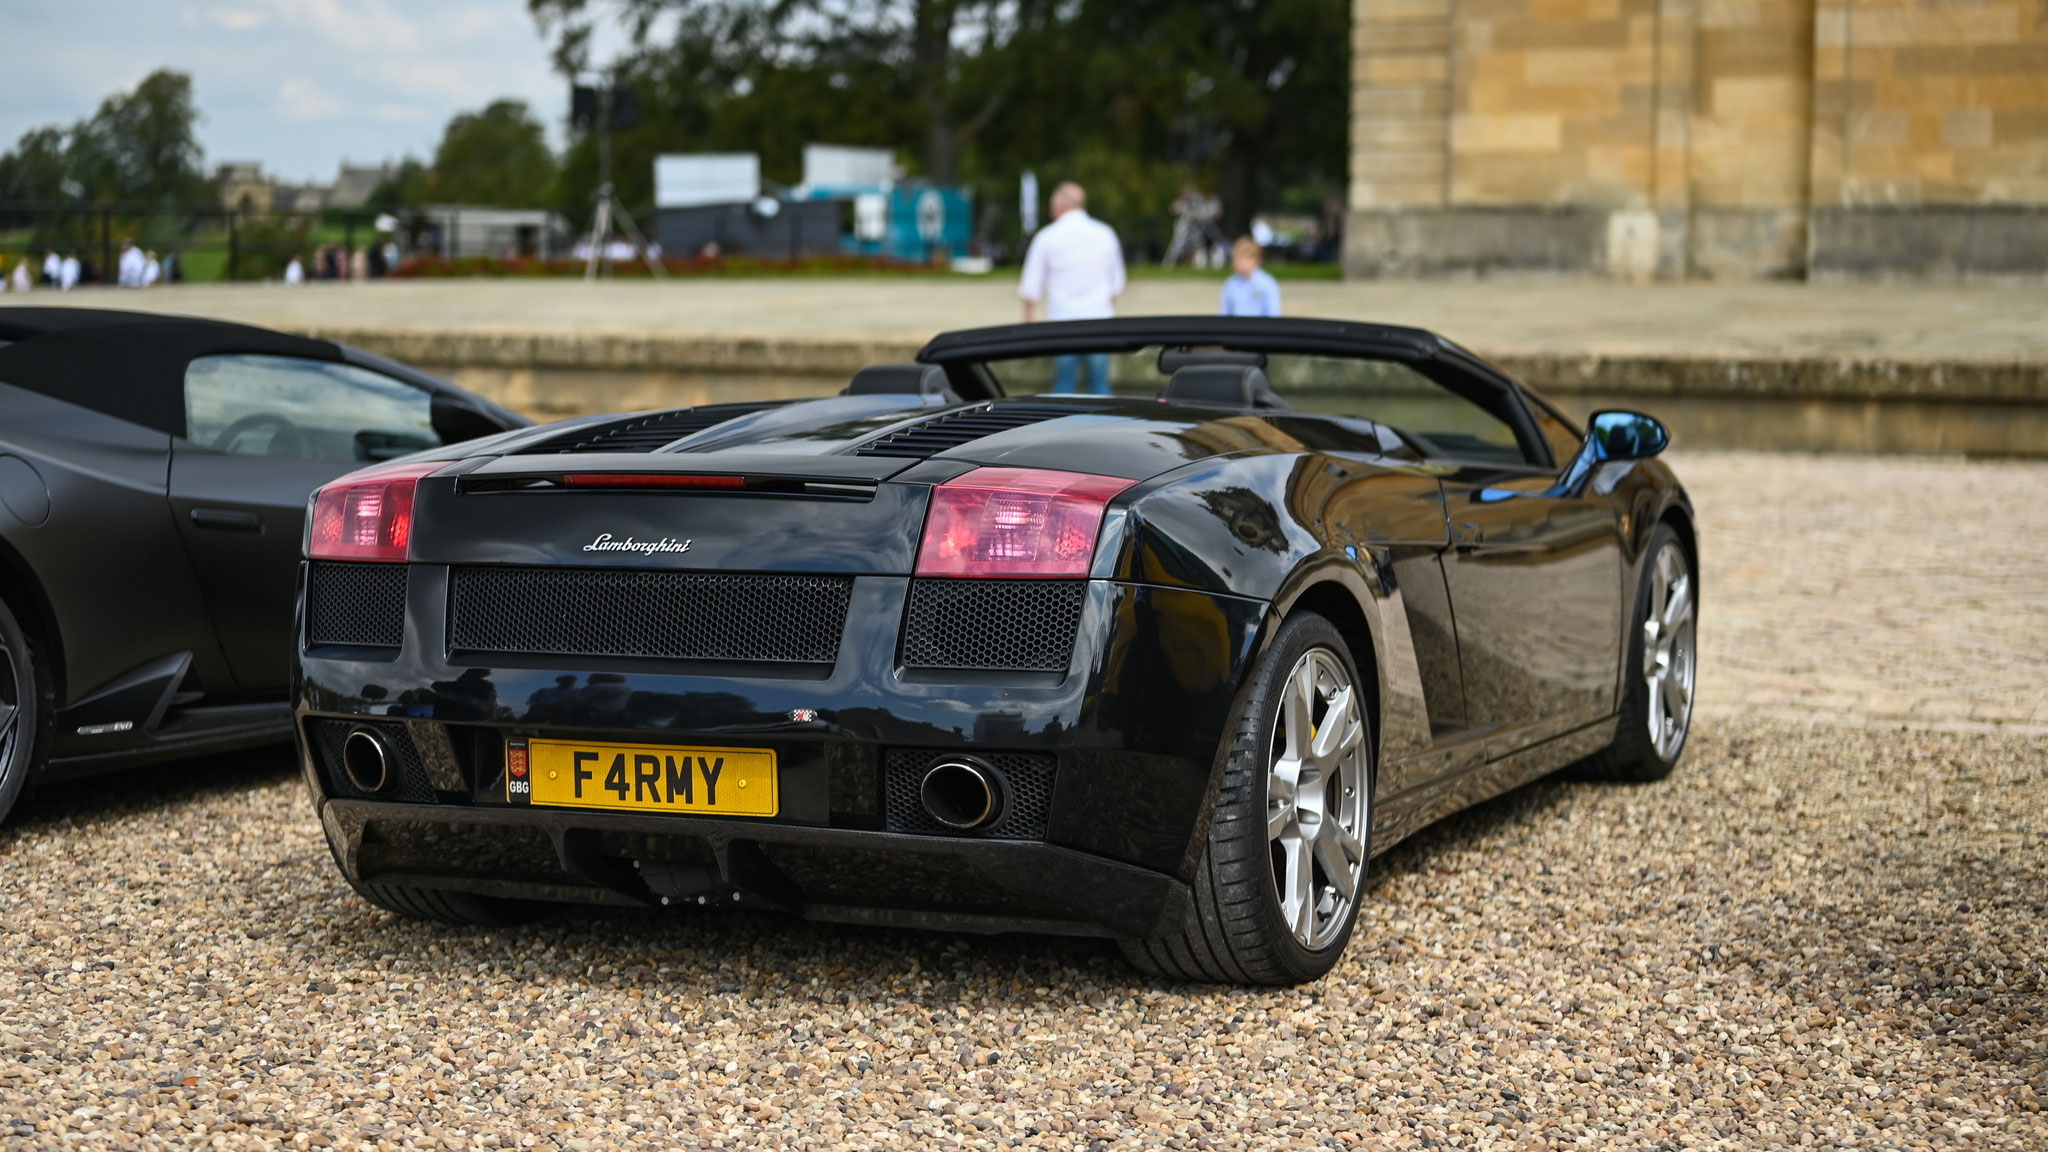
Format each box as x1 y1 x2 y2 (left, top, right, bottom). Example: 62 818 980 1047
190 507 262 533
1452 521 1484 550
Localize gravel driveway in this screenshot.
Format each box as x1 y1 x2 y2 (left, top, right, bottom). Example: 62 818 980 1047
3 451 2044 1150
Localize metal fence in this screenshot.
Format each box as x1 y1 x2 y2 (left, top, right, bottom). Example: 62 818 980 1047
0 202 490 284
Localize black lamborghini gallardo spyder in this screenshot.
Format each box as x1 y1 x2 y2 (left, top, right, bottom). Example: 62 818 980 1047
296 317 1697 984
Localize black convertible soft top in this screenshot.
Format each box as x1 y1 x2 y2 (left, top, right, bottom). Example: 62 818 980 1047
0 307 343 438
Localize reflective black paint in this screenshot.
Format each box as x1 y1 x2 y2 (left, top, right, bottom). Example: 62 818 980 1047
298 318 1696 935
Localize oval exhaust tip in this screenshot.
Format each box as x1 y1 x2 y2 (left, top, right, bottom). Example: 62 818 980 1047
341 728 391 793
920 758 1003 830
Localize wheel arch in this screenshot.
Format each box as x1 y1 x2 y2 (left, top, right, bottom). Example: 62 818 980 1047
1271 569 1383 776
0 532 63 701
1657 498 1698 594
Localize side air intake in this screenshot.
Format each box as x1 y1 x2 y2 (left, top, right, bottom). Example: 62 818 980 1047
519 402 785 454
852 402 1076 460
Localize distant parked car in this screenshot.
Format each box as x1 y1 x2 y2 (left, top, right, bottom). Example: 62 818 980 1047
293 315 1697 985
0 307 528 823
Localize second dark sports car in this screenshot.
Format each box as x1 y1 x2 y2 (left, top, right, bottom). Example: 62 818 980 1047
295 316 1697 984
0 307 527 824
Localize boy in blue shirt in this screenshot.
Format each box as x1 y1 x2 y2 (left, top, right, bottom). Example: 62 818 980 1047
1219 237 1281 317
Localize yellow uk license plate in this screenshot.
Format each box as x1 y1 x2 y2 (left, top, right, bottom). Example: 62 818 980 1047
510 737 777 817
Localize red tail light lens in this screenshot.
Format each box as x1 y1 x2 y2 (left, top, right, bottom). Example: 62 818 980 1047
308 461 444 561
916 467 1135 578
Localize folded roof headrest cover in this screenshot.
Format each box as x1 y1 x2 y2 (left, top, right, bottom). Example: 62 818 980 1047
1165 364 1286 409
846 364 956 399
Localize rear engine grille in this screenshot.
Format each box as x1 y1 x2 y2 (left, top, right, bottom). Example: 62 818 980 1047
853 402 1075 459
306 718 437 802
306 561 407 647
449 567 853 664
883 750 1057 839
518 403 783 454
902 579 1086 672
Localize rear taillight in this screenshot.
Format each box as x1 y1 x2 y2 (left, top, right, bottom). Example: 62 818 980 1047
307 461 444 562
916 467 1135 578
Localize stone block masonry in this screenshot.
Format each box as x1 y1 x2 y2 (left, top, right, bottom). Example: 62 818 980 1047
1348 0 2048 279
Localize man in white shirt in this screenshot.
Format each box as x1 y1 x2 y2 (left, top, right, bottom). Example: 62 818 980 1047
41 249 60 286
58 252 80 291
1018 182 1125 394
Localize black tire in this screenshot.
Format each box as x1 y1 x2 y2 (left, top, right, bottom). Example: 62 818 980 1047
0 594 52 827
1579 521 1695 782
348 880 545 927
1120 612 1373 985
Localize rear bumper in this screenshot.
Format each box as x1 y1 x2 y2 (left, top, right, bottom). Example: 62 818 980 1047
296 569 1270 936
316 796 1193 937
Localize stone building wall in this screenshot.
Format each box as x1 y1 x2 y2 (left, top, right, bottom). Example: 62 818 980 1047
1347 0 2048 279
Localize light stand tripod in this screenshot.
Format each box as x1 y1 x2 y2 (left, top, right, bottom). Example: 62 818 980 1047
580 81 663 280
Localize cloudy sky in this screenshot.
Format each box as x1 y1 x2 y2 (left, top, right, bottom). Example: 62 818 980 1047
2 1 631 183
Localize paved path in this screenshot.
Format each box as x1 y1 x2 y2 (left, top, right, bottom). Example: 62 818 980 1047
7 277 2048 362
1682 452 2048 735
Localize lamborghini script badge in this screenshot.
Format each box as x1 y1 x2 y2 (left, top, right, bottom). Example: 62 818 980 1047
582 533 693 555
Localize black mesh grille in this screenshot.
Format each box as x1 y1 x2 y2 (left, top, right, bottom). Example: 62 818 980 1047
902 579 1085 672
306 718 438 802
518 403 784 454
306 562 407 648
883 750 1057 839
449 567 853 664
853 402 1076 459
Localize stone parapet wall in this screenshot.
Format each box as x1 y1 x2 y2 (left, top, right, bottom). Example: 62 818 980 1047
1348 0 2048 279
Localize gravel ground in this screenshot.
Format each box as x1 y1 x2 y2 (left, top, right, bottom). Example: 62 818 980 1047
2 716 2041 1150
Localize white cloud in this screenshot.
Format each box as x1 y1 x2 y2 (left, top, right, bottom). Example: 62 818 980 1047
277 78 344 121
204 5 265 31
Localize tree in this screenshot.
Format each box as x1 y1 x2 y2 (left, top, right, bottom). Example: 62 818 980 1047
0 69 209 208
426 100 558 208
366 158 431 212
525 0 1348 253
67 69 211 204
530 0 1015 185
0 126 74 205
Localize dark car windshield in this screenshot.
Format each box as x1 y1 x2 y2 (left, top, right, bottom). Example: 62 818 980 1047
979 347 1528 466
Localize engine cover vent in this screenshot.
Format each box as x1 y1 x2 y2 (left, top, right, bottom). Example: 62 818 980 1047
519 402 785 454
851 402 1076 460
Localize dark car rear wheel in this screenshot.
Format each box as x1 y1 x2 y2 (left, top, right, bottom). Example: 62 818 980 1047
0 594 51 826
1121 612 1372 985
347 880 546 927
1579 522 1695 782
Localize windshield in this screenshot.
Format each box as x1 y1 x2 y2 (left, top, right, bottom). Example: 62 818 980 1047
979 348 1530 466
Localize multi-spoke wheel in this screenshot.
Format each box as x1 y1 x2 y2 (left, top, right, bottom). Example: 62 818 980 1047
0 594 49 826
1265 647 1369 952
1120 612 1373 985
1582 522 1696 782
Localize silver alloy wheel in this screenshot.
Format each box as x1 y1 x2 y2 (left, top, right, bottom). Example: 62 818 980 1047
1641 541 1696 761
0 627 19 792
1266 647 1370 950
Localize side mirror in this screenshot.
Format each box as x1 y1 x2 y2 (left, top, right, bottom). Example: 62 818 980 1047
1587 410 1669 461
1555 409 1669 495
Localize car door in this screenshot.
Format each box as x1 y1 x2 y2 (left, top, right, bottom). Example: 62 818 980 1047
1425 382 1624 753
169 353 448 693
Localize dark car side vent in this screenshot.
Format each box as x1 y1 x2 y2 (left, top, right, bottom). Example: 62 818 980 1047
852 402 1076 460
518 402 785 454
